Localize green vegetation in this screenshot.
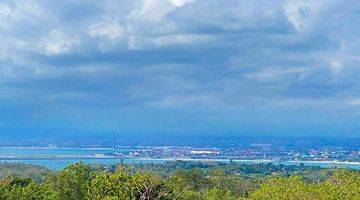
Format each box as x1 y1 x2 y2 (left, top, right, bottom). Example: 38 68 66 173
0 163 50 183
0 162 359 199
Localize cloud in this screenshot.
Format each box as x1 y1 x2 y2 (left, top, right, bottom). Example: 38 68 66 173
128 33 215 49
1 0 360 136
347 99 360 106
36 29 80 55
169 0 196 7
329 61 342 74
283 0 322 32
88 19 124 40
246 67 309 82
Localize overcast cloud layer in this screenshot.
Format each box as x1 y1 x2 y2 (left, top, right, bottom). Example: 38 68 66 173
1 0 360 138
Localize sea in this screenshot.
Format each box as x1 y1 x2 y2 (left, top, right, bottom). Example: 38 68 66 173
1 147 360 170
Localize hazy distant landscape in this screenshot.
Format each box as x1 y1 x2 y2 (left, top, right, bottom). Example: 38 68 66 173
1 0 360 199
1 136 359 199
1 136 360 170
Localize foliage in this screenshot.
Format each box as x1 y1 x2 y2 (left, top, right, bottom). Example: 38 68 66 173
249 170 360 200
0 163 50 183
0 162 359 200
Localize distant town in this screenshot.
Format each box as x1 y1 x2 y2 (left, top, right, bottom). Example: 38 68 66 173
1 137 359 162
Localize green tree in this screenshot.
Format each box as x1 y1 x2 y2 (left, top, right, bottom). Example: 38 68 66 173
43 162 93 200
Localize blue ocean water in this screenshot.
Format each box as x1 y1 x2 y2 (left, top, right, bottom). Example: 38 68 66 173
0 147 132 157
1 147 360 170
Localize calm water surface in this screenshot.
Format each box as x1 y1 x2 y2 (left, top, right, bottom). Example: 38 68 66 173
1 147 360 170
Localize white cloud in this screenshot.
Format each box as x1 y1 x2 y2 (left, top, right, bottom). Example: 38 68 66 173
0 4 11 19
127 1 177 39
1 0 360 111
329 61 342 74
129 0 173 23
37 30 79 55
0 1 46 31
169 0 196 7
283 0 324 32
128 33 214 49
88 19 124 40
347 99 360 106
246 67 309 82
147 94 222 109
154 33 213 45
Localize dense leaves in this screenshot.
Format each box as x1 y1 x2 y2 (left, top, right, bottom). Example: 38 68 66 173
0 162 359 200
0 163 50 183
249 171 360 200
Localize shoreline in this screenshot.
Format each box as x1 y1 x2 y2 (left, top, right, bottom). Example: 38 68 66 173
0 146 205 149
0 156 360 166
1 147 359 166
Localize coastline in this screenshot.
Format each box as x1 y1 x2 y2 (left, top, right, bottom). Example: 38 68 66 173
1 147 359 169
0 146 115 150
1 156 360 166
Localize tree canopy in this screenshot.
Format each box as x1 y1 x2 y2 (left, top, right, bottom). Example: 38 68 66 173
0 162 359 200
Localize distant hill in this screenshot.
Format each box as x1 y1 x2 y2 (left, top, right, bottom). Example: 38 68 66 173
0 163 50 182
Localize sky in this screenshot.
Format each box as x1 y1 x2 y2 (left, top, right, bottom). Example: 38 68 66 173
1 0 360 140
